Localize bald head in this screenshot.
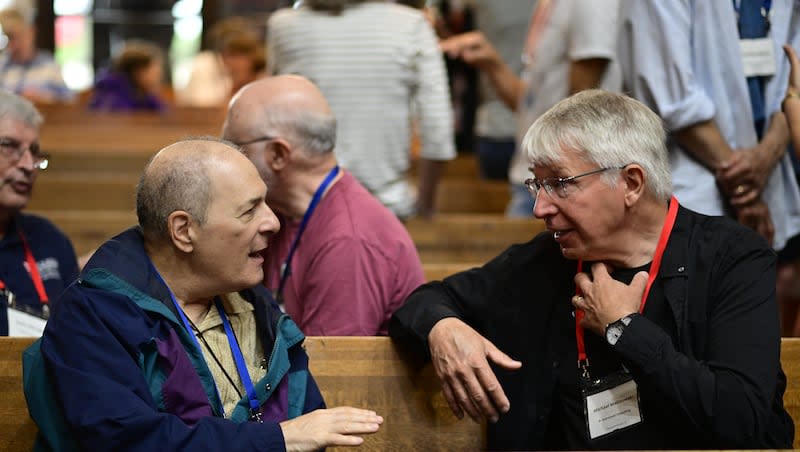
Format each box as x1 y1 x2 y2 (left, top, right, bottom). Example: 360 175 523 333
136 138 246 242
224 75 337 156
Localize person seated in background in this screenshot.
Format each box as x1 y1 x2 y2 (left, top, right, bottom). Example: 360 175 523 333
176 16 266 107
25 137 382 451
0 7 74 104
0 90 78 336
88 39 167 112
222 75 425 335
389 90 794 450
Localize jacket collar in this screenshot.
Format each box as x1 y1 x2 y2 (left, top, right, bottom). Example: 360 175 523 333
82 226 174 309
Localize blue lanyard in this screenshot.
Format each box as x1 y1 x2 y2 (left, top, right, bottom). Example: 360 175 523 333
275 165 339 302
733 0 772 33
214 298 263 422
733 0 772 14
149 261 226 416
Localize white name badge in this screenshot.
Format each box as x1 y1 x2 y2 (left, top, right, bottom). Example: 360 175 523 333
739 38 777 77
584 377 642 439
8 307 47 337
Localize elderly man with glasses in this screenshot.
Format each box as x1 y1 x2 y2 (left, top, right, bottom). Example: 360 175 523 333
390 89 794 450
0 90 78 336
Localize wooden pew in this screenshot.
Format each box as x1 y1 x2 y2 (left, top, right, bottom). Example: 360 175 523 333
434 179 509 214
29 173 139 211
30 210 544 263
35 105 226 174
28 174 511 214
409 154 481 180
37 102 478 179
27 209 137 256
0 337 483 452
423 262 483 281
3 336 800 451
407 214 544 263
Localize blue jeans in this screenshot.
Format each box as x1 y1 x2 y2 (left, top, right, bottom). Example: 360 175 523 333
505 183 535 218
475 137 515 180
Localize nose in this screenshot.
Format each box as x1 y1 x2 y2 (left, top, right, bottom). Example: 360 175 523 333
532 190 558 219
15 146 36 171
259 202 281 235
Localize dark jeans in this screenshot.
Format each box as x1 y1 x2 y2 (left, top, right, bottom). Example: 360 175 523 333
475 136 515 180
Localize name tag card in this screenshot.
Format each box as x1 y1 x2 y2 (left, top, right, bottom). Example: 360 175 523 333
739 38 777 77
583 377 642 439
8 306 47 337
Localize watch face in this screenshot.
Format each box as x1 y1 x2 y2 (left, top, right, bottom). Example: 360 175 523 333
606 323 624 346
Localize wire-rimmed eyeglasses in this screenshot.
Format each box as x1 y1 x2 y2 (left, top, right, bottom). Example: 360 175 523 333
0 136 49 170
524 165 628 199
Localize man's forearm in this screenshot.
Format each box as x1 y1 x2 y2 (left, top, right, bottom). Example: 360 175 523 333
672 120 735 171
758 112 790 170
484 62 526 112
416 158 446 218
783 94 800 156
568 58 610 94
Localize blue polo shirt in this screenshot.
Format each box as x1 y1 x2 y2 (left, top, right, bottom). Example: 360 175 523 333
0 214 79 335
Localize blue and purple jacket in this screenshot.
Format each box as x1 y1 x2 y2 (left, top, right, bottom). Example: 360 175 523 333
25 227 324 451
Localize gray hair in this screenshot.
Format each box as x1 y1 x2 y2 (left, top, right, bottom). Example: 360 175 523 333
304 0 371 13
260 106 336 156
523 89 671 201
0 90 43 128
136 137 239 242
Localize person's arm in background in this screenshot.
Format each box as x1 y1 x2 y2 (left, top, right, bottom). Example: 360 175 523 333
566 0 621 93
618 0 773 244
440 31 526 111
716 111 789 206
784 45 800 153
569 59 610 93
619 0 734 170
413 12 457 218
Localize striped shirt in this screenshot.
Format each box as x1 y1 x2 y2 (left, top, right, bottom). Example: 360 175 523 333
268 2 456 216
0 51 74 103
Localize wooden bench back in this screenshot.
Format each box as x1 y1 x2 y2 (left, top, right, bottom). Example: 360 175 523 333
28 209 544 263
6 337 796 451
0 336 483 452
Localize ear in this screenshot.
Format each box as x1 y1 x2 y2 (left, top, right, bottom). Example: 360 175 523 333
167 210 195 253
266 139 292 171
620 164 646 207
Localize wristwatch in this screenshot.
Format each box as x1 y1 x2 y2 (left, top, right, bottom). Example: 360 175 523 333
605 314 635 346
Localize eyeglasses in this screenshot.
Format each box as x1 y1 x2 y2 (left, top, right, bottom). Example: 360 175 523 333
0 136 50 170
524 165 627 199
233 135 276 147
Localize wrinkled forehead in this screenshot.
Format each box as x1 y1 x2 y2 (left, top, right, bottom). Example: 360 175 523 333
0 116 38 139
527 147 592 175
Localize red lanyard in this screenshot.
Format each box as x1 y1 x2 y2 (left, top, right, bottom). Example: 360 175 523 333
574 196 679 363
0 227 49 304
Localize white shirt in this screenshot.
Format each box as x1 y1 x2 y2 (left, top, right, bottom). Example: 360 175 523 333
268 3 456 217
618 0 800 251
509 0 622 185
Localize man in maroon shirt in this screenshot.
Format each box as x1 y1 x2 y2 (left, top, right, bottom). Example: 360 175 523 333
222 75 425 335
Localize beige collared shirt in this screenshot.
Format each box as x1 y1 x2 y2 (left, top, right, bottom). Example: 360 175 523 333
193 292 265 416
